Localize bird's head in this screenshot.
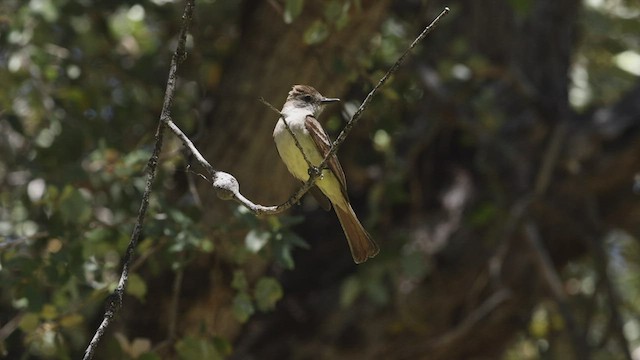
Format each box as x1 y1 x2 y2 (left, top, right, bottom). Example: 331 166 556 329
285 84 340 116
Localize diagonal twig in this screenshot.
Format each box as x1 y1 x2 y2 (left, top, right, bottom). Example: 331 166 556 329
82 1 195 359
254 7 450 213
259 97 315 170
323 7 450 169
524 220 590 360
164 7 450 216
396 288 511 358
82 5 450 360
583 199 634 360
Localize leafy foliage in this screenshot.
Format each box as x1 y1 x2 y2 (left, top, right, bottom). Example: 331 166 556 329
1 0 640 359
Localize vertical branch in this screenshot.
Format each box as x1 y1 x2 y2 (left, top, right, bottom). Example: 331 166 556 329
523 221 589 359
586 233 633 360
82 86 168 360
167 258 185 342
82 1 195 359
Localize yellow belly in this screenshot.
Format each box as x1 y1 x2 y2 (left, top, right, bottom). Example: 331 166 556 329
273 118 346 207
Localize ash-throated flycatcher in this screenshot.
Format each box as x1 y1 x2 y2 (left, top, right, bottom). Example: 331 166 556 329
273 85 379 264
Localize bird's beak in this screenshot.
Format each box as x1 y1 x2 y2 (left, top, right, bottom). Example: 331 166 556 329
321 97 340 104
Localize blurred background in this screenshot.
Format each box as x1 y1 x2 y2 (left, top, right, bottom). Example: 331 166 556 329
1 0 640 358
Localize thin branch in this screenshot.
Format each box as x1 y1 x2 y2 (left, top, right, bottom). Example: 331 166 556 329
534 121 567 195
584 227 633 359
0 232 49 250
583 185 632 358
80 5 450 359
167 264 184 342
161 8 451 216
396 288 512 358
523 222 566 299
165 118 215 176
152 258 185 355
489 120 568 283
324 7 450 169
430 289 511 348
0 312 24 342
249 7 450 213
258 97 315 170
488 195 531 284
523 220 590 360
186 164 203 207
82 1 195 359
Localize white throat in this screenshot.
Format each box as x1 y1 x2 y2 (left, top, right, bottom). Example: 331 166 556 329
281 100 319 118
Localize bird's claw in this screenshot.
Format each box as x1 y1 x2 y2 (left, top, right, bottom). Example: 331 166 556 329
308 166 323 179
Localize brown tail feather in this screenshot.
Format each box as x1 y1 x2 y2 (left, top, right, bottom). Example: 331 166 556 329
334 204 379 264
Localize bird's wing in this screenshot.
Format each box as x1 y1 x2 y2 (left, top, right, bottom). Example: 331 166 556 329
308 185 332 211
304 115 349 199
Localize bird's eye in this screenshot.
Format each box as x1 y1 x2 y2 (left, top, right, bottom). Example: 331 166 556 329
303 95 313 102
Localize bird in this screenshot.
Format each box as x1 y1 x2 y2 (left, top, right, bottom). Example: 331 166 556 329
272 84 379 264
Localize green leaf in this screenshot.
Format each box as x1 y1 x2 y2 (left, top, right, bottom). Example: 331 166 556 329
507 0 533 17
83 227 117 258
40 304 58 320
340 276 362 307
126 273 147 301
200 239 214 253
232 292 255 323
401 252 429 279
138 353 162 360
285 232 310 249
324 0 351 30
212 336 232 357
29 0 59 22
469 202 497 226
254 277 283 312
168 209 193 226
233 205 259 228
59 186 92 224
18 312 40 332
365 277 389 305
273 241 295 269
303 20 329 45
85 227 112 242
59 313 84 328
123 149 152 168
283 0 305 24
278 215 305 227
231 270 248 291
175 335 222 360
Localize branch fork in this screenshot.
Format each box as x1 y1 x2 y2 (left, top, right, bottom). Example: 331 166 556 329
83 4 450 359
